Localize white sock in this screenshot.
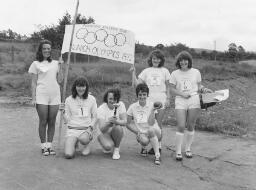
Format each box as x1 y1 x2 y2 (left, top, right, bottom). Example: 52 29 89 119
185 130 195 152
159 141 162 149
175 132 184 154
41 143 46 149
150 136 160 157
46 142 52 149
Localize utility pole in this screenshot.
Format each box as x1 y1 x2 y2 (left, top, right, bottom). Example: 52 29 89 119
214 40 217 62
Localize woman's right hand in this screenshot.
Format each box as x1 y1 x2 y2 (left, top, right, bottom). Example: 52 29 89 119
181 92 191 99
31 99 36 106
129 65 136 73
59 103 65 112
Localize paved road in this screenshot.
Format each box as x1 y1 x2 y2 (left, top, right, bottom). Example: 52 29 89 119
0 104 255 190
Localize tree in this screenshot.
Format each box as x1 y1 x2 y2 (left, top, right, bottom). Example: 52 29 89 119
228 43 238 62
30 12 95 49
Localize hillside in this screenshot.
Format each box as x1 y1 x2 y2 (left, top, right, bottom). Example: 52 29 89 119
1 41 256 138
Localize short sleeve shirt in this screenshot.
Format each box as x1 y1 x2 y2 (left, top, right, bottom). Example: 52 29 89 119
28 60 60 95
127 100 158 132
138 67 171 94
65 95 97 128
169 68 201 95
97 101 126 121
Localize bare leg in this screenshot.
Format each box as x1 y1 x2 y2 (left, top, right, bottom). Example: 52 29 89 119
185 108 200 155
110 125 124 148
36 104 49 143
65 136 77 159
47 105 59 142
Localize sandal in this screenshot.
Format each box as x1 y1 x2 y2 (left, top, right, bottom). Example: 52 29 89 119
140 147 148 157
154 156 161 165
42 148 49 156
176 153 183 161
48 148 56 155
185 151 193 158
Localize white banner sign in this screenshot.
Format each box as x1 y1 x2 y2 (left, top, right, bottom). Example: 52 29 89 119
61 24 135 64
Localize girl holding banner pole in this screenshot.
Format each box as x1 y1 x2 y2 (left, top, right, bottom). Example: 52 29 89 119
59 77 97 159
130 49 171 155
169 51 212 161
28 40 64 156
96 88 127 160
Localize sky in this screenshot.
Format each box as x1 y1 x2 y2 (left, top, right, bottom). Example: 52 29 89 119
1 0 256 51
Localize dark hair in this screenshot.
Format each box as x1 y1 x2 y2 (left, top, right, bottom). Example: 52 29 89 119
175 51 193 69
103 88 121 103
36 40 52 62
71 77 89 99
136 83 149 97
147 49 165 67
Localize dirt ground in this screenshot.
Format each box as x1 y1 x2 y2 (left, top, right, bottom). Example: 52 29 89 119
0 102 256 190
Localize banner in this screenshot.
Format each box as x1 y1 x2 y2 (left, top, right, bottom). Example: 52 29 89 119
61 24 135 64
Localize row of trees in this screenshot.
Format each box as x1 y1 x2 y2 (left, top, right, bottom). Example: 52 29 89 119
1 12 256 62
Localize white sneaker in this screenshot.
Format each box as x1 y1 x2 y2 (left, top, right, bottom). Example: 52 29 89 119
112 148 120 160
81 145 90 156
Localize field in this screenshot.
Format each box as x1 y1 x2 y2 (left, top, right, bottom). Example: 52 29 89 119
1 41 256 138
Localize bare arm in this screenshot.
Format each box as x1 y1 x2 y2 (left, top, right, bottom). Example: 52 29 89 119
169 83 190 99
30 73 37 105
198 82 213 93
57 57 64 84
126 115 140 135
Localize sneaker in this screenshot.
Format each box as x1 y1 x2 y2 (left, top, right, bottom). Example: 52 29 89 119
42 148 49 156
185 150 193 158
48 148 56 155
148 148 162 155
81 145 90 156
176 153 183 161
140 147 148 157
112 148 120 160
154 156 161 165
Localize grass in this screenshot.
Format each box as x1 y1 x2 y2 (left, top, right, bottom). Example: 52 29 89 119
1 41 256 138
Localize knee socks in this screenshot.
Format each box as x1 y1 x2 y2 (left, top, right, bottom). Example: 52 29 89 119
185 130 195 152
175 132 184 155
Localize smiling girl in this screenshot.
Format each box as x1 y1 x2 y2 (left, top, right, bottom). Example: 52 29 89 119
169 51 212 161
59 77 97 159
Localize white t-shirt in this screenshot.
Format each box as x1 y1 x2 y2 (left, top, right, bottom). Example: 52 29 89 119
169 68 201 95
127 100 158 133
65 95 97 128
28 60 60 96
97 101 126 121
138 67 171 94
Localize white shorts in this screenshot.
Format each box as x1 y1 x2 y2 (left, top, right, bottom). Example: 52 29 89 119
148 92 167 109
66 128 93 140
175 95 200 110
36 92 61 105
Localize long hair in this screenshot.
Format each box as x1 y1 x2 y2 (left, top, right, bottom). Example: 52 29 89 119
175 51 193 69
103 88 121 103
71 77 89 99
36 40 52 62
147 49 165 67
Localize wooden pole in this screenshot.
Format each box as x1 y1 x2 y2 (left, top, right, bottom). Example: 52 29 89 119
57 0 79 154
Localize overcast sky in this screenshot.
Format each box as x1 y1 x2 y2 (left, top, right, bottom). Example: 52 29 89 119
1 0 255 51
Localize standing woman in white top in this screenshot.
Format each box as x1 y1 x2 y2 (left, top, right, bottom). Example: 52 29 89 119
131 49 171 154
28 40 63 156
97 88 127 160
59 77 97 159
169 51 212 161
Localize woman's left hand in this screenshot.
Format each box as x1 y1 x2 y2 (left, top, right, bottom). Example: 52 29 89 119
58 57 64 65
164 99 170 108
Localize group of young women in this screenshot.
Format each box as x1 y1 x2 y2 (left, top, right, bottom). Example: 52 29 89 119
29 40 212 165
